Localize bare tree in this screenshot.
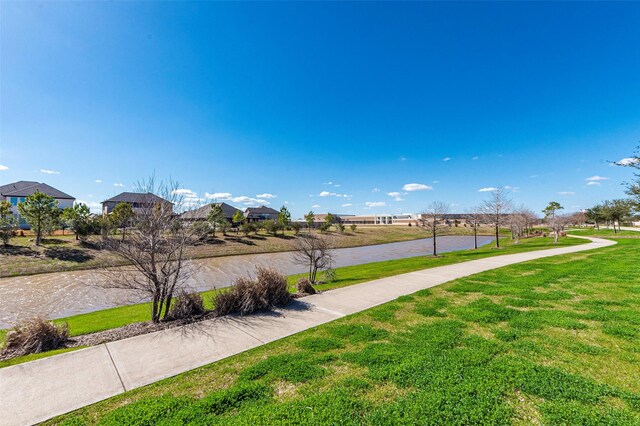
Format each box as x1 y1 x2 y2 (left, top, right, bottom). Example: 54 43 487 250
464 206 484 249
100 177 206 323
508 206 528 244
543 201 565 243
419 201 450 256
291 233 334 284
482 187 512 248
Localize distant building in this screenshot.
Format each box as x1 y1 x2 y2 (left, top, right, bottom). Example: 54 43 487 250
309 213 422 226
0 181 75 229
180 202 243 223
244 205 279 222
102 192 173 215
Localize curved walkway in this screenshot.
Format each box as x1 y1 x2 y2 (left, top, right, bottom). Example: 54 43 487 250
0 236 616 426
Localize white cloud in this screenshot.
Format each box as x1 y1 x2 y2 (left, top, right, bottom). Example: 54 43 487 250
334 184 341 187
95 179 102 183
172 188 197 197
205 192 232 199
323 181 333 185
40 169 60 175
256 193 277 199
586 181 601 186
617 157 639 166
312 204 321 208
585 175 609 182
387 192 404 201
478 187 498 192
443 157 451 162
76 200 102 213
77 200 101 208
319 191 351 198
0 165 8 171
341 203 352 207
504 186 520 192
472 156 479 160
114 183 125 187
365 201 386 207
530 175 538 178
558 191 575 195
231 196 268 205
372 188 380 192
402 183 432 192
399 156 407 161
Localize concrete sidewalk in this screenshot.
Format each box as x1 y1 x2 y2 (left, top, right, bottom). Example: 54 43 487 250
0 236 615 426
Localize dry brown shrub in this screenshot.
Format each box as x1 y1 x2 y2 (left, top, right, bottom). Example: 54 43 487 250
167 290 206 320
2 317 69 357
212 267 291 316
296 278 316 295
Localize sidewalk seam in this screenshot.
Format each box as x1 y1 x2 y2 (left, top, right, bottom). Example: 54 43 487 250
225 322 266 344
104 344 127 393
309 304 347 318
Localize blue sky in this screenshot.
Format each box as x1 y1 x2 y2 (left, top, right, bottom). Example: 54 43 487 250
1 1 639 217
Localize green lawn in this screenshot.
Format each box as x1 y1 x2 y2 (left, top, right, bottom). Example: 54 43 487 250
47 237 640 425
567 228 640 237
1 236 585 368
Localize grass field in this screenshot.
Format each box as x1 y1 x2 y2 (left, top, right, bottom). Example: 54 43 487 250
0 236 584 369
0 225 498 278
567 228 640 238
44 235 640 425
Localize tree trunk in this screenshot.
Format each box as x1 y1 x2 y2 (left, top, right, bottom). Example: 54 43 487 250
151 295 160 323
35 218 42 246
432 226 437 256
495 223 500 248
474 226 478 249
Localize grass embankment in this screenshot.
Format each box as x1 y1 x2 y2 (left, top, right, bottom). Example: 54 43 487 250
49 237 640 425
0 237 584 369
0 226 493 278
567 228 640 238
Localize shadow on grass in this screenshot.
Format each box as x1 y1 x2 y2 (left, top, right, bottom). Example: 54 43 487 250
44 247 94 263
224 237 256 246
40 238 67 246
0 245 38 256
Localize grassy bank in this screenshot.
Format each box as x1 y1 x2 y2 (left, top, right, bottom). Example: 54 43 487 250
48 237 639 425
1 236 584 369
567 228 640 237
0 226 497 278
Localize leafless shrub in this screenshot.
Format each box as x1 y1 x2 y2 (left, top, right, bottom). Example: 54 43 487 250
322 268 337 283
291 233 334 283
212 267 291 316
167 290 206 320
296 278 316 295
2 317 68 357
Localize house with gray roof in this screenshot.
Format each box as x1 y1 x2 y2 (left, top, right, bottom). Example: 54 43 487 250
0 181 75 228
180 202 242 223
102 192 173 215
244 205 279 222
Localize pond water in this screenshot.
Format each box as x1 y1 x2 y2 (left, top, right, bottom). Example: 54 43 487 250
0 235 493 327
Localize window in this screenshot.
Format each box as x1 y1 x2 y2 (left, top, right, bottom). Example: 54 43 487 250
10 197 18 206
